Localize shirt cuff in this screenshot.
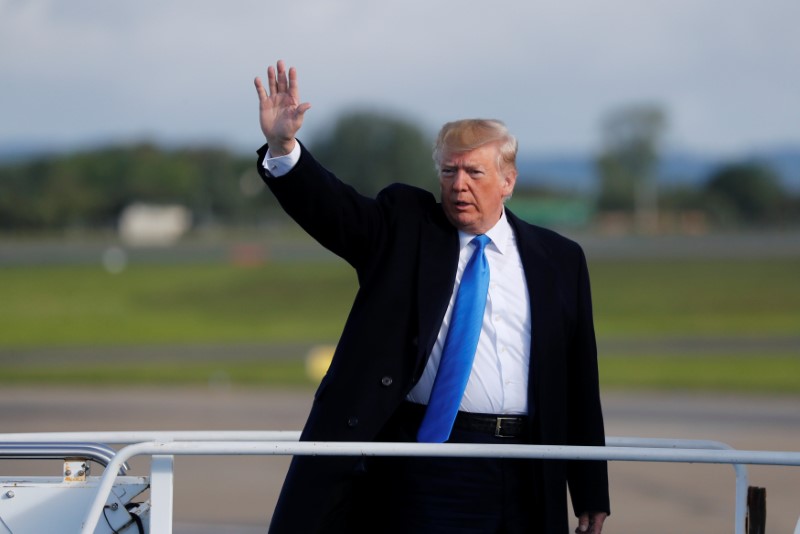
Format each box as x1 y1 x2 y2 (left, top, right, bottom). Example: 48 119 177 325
262 141 301 177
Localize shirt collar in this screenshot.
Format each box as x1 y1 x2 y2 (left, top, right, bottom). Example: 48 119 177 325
456 208 512 256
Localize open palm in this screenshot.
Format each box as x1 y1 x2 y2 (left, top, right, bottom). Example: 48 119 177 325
254 60 311 155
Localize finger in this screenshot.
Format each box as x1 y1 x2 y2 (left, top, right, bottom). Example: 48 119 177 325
575 514 589 533
276 60 288 94
254 77 267 100
267 65 277 97
288 66 300 100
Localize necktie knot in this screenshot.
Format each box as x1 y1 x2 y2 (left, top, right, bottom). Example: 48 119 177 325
472 233 490 250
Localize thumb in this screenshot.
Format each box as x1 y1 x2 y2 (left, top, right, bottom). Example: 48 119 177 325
575 514 589 533
295 102 312 118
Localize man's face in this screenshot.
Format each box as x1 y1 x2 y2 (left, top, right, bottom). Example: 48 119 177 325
439 143 516 235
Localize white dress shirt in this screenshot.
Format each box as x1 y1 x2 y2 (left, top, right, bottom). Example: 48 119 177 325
406 211 532 415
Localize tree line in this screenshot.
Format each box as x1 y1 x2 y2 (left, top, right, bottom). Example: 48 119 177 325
0 143 262 231
1 109 798 234
595 104 799 232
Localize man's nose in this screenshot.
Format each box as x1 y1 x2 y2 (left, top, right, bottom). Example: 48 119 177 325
451 171 468 190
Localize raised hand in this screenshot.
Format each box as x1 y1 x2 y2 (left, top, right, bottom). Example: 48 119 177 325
254 60 312 156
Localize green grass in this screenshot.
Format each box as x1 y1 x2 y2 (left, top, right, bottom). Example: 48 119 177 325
2 257 798 347
3 353 799 394
3 352 799 393
1 256 799 392
600 354 800 394
590 257 800 337
0 358 312 387
0 262 357 347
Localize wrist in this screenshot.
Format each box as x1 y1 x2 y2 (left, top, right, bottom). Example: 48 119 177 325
266 137 296 157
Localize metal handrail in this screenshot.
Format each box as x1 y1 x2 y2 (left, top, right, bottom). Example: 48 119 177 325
0 442 129 474
607 436 748 534
0 430 300 444
72 437 800 534
2 432 793 534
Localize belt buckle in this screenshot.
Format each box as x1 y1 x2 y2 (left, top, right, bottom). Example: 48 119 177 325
494 417 516 438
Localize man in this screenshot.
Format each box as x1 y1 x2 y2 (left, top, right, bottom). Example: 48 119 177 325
254 60 609 533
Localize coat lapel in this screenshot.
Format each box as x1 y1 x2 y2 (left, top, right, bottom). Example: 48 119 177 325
506 210 559 414
415 207 460 378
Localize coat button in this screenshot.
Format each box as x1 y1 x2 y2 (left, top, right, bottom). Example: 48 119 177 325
347 416 359 427
381 376 393 387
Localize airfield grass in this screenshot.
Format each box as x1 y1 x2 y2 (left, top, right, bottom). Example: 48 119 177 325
3 354 800 394
600 353 800 393
1 359 313 388
588 257 800 337
1 256 799 392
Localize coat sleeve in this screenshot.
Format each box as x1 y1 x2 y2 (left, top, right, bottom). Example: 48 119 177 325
566 246 610 516
256 142 385 271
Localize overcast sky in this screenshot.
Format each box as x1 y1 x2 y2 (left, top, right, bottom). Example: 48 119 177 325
2 0 799 156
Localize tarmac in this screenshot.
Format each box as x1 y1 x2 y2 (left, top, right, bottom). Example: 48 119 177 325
1 386 799 533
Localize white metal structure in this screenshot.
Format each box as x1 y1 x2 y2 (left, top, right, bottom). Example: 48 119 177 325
0 441 147 533
2 431 799 534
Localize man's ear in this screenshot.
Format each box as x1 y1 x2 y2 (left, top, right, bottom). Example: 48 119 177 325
503 168 518 196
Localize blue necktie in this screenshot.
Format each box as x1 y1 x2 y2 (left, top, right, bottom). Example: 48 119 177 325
418 234 491 443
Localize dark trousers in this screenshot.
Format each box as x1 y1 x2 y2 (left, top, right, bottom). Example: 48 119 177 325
351 404 539 534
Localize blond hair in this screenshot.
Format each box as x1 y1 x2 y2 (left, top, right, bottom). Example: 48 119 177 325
433 119 518 173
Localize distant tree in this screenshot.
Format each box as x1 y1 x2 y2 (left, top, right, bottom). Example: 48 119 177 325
309 110 436 197
595 104 667 231
658 184 706 212
0 144 275 232
705 162 786 225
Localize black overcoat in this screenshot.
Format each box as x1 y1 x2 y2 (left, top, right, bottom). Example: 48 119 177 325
257 143 610 533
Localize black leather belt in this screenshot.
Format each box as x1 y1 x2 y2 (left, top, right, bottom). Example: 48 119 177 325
398 402 528 438
453 411 528 438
